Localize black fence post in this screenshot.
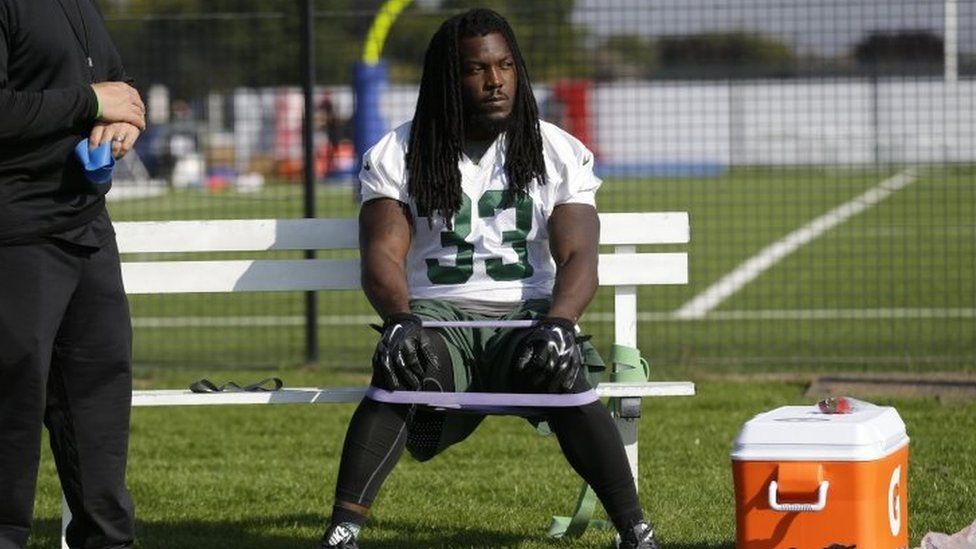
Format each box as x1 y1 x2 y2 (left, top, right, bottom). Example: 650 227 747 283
301 0 318 363
870 68 880 168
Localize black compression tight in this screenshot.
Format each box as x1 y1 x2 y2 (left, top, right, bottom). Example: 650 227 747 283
333 331 454 508
335 400 644 533
333 333 642 531
547 401 645 533
333 397 410 507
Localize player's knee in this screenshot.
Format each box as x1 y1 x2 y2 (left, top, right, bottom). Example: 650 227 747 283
419 330 455 391
405 408 447 462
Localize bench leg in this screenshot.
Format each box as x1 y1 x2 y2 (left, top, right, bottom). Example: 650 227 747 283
615 397 642 488
61 495 70 549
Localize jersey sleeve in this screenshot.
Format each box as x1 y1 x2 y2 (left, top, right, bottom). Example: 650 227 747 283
358 124 410 205
544 123 602 208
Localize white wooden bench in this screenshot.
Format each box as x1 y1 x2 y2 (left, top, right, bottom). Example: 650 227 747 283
60 212 694 547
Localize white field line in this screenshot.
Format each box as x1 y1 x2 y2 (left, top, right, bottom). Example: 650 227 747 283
132 308 976 328
627 309 976 321
674 169 919 319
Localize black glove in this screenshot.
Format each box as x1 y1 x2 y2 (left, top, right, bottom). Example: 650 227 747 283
513 317 584 393
372 313 438 391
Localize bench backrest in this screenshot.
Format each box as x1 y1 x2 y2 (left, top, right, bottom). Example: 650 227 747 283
115 212 690 348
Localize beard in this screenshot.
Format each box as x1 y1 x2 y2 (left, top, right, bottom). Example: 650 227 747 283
465 109 513 138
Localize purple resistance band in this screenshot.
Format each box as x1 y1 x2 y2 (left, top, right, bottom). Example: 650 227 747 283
369 319 595 414
365 386 599 415
421 319 539 329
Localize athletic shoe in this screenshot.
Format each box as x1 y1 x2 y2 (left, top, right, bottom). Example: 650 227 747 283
320 522 360 549
616 520 660 549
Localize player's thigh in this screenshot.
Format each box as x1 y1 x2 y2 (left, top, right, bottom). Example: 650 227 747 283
482 323 606 392
409 299 478 390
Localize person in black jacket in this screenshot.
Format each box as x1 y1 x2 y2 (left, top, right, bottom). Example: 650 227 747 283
0 1 145 547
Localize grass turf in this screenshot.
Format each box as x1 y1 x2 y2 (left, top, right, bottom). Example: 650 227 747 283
28 376 976 548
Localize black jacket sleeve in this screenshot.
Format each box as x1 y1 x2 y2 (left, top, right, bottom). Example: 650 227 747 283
0 89 98 141
0 5 98 142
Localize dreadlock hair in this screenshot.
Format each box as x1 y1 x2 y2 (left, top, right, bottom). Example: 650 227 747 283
406 8 547 225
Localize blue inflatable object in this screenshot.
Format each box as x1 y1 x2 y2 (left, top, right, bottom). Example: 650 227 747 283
74 139 115 184
352 61 389 168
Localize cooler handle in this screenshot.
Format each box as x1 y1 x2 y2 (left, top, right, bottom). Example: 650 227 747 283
768 480 829 512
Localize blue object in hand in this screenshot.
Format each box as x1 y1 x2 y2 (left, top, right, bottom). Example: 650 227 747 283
74 139 115 184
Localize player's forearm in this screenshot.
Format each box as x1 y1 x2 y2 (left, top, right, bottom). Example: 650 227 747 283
547 251 598 323
358 198 414 320
547 204 600 322
362 256 412 320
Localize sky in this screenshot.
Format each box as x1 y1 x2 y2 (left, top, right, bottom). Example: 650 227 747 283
572 0 976 57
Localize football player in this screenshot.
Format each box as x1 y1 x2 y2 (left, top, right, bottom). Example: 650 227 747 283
321 8 659 549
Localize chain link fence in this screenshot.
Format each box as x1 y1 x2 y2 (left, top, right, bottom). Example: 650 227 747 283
102 0 975 373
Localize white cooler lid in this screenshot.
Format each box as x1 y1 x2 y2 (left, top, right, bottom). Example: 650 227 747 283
731 405 909 462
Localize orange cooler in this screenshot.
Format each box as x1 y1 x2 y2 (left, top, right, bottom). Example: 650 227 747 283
731 405 909 549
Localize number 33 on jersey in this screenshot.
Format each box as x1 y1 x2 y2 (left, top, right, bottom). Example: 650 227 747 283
359 119 602 304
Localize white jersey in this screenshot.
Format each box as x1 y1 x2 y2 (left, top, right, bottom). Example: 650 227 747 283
359 120 601 304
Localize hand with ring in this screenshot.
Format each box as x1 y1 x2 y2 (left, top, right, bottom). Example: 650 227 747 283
89 122 142 160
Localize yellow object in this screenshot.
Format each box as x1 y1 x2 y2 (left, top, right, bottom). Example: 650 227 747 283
363 0 414 65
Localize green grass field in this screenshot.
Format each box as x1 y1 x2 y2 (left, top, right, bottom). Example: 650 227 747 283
29 379 976 547
25 166 976 547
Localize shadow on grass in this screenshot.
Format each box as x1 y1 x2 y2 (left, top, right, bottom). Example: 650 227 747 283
662 542 735 549
363 516 530 548
32 516 736 548
33 516 323 549
30 514 528 549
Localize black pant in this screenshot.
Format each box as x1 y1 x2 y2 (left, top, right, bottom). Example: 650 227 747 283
335 332 643 534
0 239 134 549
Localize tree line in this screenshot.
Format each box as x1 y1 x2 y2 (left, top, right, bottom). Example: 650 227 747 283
102 0 958 99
